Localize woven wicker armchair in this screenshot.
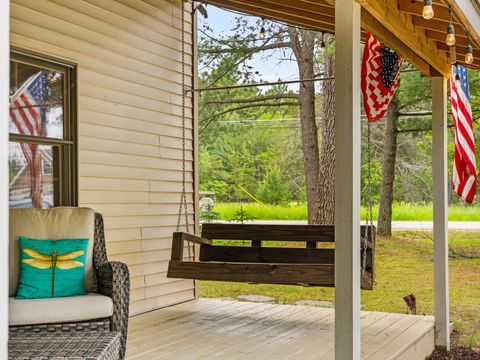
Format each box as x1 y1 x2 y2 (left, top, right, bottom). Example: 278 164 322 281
9 211 130 360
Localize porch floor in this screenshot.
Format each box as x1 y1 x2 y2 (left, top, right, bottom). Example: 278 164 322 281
126 298 435 360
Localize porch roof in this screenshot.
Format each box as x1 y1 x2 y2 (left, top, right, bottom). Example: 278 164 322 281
200 0 480 76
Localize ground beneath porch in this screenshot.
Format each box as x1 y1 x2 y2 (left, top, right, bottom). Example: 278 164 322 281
126 298 434 360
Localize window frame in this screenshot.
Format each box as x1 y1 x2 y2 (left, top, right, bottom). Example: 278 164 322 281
9 49 78 207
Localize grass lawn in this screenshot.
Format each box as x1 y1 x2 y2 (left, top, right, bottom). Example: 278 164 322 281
199 230 480 348
213 202 480 221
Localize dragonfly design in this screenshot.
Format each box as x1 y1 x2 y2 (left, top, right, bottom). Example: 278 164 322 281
22 248 85 297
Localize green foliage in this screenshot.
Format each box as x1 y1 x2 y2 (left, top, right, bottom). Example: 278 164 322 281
256 166 291 205
229 205 255 224
214 202 480 221
200 203 221 223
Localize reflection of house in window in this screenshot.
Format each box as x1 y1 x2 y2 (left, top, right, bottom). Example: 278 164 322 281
9 147 54 208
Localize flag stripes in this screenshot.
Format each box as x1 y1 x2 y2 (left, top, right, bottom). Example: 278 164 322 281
450 65 477 204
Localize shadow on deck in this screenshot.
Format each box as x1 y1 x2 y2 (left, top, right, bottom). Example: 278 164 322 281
126 298 434 360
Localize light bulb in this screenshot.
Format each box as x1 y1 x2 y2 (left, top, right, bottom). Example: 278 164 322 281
446 24 456 46
259 26 266 40
455 73 461 87
422 0 434 19
465 45 474 64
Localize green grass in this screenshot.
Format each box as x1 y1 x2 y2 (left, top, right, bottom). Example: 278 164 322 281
213 202 480 221
200 230 480 348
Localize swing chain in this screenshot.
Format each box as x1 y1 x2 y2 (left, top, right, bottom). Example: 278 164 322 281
362 121 373 275
176 2 192 261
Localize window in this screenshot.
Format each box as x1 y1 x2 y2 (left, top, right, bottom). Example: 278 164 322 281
9 51 77 208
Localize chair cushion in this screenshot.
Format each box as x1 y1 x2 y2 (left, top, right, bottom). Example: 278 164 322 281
9 207 96 297
17 237 89 299
9 293 113 326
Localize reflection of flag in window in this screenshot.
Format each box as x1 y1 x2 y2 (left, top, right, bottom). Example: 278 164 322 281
9 72 48 208
450 65 477 204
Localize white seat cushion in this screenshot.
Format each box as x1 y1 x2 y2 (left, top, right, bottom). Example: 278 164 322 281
9 293 113 326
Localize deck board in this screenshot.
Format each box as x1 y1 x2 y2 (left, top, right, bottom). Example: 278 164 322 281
126 298 434 360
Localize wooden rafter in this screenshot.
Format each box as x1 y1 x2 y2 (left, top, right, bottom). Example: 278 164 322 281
199 0 480 73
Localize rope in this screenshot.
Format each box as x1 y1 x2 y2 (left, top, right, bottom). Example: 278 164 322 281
176 1 192 261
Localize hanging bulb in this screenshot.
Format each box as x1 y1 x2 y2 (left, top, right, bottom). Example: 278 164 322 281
446 24 456 46
259 26 266 40
465 44 474 64
455 73 461 87
422 0 434 20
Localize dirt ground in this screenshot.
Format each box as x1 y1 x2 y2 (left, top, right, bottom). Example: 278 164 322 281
427 347 480 359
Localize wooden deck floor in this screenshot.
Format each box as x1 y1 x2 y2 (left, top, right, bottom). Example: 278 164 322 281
126 298 435 360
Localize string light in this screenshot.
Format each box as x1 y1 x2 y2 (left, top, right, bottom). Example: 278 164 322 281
259 19 266 40
422 0 434 20
455 66 461 87
446 24 456 46
446 7 456 46
465 35 474 64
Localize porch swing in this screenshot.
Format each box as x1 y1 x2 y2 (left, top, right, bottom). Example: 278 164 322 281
167 6 376 290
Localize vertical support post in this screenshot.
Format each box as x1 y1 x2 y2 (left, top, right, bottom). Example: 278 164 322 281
191 3 201 298
0 0 9 357
432 76 450 350
334 1 362 359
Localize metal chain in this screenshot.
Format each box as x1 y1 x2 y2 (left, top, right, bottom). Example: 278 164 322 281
176 1 192 261
362 121 373 275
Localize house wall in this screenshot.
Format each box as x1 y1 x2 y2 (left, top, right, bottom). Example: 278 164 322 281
10 0 196 315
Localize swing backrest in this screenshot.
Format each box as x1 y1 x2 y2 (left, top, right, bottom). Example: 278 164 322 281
199 223 375 284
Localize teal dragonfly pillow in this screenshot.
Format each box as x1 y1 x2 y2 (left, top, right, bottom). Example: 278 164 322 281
16 236 89 299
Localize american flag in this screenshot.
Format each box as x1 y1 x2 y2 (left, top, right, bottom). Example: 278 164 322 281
361 33 403 123
450 65 477 204
9 71 48 208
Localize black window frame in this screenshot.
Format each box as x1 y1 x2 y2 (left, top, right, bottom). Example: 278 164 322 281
9 49 78 207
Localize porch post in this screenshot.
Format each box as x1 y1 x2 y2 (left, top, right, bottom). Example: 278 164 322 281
432 76 450 350
0 0 9 357
334 1 362 359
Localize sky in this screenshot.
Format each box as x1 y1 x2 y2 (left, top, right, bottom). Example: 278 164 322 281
198 5 302 90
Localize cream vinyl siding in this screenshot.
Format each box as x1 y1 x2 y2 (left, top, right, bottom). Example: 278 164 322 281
10 0 196 315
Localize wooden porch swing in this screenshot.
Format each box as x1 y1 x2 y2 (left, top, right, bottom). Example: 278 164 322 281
167 4 376 290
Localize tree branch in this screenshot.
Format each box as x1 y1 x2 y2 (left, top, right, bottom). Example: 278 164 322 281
205 94 299 105
201 42 291 54
200 101 299 133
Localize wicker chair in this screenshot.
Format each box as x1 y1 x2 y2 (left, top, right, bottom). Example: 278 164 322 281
9 211 130 360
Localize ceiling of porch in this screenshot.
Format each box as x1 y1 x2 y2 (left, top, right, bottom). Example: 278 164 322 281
199 0 480 77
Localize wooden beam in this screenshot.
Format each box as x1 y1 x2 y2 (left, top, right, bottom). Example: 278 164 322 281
335 0 362 358
413 17 468 38
443 0 480 43
398 0 449 20
358 0 451 77
0 0 9 357
432 76 450 350
201 0 335 33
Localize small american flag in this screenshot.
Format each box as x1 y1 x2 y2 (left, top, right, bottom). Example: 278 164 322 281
9 71 48 208
361 33 403 123
451 65 477 204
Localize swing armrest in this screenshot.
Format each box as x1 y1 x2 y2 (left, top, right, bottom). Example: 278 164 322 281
171 232 212 261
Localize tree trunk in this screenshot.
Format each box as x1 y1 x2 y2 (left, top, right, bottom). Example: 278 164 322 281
377 95 399 236
313 36 335 225
288 28 320 223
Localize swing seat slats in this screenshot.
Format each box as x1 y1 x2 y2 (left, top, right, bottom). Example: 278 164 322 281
167 224 375 290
